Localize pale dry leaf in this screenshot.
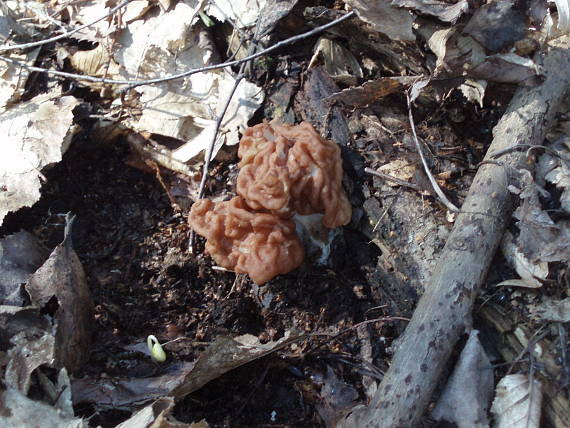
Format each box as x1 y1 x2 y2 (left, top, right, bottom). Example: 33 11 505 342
463 0 526 52
70 44 121 77
432 330 493 428
72 332 303 407
315 366 359 428
501 231 548 288
537 137 570 213
0 94 79 227
112 2 262 161
378 159 417 187
459 79 487 108
0 387 87 428
495 278 543 289
166 72 263 162
0 231 49 305
423 26 456 71
68 0 118 42
25 215 95 374
551 0 570 31
491 374 542 428
310 37 363 85
392 0 468 24
116 397 189 428
122 0 151 23
470 53 543 85
529 296 570 322
513 170 570 263
206 0 267 28
417 23 486 76
0 48 40 109
115 1 206 73
5 329 55 394
346 0 416 41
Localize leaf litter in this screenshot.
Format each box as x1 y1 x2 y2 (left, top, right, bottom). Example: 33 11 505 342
0 0 569 426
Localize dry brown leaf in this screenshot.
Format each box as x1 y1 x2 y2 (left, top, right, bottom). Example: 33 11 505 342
0 387 87 428
72 332 303 408
0 231 49 305
470 53 543 85
378 160 417 187
501 231 548 288
0 93 79 226
116 397 191 428
326 76 419 107
432 330 493 428
310 37 363 85
491 374 542 428
530 297 570 322
392 0 468 24
70 44 121 77
0 48 40 109
463 0 526 52
346 0 416 41
25 215 94 374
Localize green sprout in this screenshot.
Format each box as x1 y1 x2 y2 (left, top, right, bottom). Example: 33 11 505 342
147 335 167 362
199 11 214 27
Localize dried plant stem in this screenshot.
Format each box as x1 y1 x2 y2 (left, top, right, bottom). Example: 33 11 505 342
0 11 355 90
364 167 423 192
0 0 132 53
406 92 460 212
197 66 246 199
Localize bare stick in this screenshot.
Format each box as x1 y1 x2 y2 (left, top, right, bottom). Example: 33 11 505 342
406 93 460 212
364 167 423 192
0 11 355 89
0 0 132 53
341 36 570 428
197 66 246 199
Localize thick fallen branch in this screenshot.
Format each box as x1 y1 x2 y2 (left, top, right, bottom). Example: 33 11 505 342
342 36 570 427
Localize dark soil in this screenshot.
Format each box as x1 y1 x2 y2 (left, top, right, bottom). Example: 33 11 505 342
5 8 566 428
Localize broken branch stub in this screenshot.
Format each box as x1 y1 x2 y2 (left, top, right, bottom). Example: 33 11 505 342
341 36 570 427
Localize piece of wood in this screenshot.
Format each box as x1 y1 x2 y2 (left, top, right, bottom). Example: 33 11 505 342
342 36 570 427
479 303 570 428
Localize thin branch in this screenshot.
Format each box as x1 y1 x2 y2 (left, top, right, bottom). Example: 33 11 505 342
0 11 356 90
0 0 132 53
364 167 423 192
406 91 460 212
197 66 246 199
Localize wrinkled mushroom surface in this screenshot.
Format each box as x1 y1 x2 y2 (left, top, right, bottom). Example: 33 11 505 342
189 196 305 285
237 121 352 228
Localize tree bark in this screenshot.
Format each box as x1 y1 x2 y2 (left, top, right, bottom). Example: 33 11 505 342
342 36 570 427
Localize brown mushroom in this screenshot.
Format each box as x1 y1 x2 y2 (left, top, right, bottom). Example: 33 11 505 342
237 121 352 228
190 121 352 284
189 196 304 285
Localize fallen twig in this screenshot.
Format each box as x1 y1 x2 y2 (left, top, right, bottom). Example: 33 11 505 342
341 35 570 428
0 11 355 90
406 93 460 213
0 0 132 53
364 167 423 192
197 65 248 200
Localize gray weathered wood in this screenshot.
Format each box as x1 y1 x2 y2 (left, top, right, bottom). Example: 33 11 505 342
342 36 570 427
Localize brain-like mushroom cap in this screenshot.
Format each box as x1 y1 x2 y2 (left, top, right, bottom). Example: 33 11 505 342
237 121 352 228
189 196 305 285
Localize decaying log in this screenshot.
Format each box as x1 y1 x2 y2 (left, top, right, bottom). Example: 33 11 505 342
342 36 570 427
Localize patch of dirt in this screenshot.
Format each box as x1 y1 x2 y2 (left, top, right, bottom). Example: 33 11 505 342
0 125 392 426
